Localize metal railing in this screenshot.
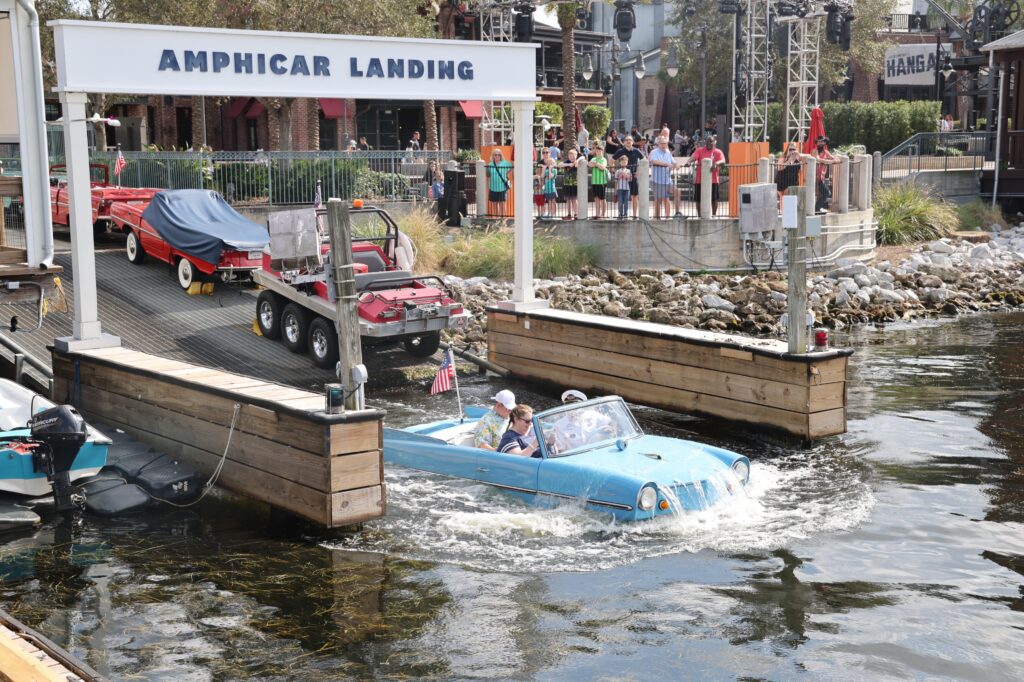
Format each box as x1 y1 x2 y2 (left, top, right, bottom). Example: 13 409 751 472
55 150 452 206
880 131 993 182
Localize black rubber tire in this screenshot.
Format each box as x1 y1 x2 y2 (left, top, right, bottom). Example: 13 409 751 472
280 303 311 354
403 331 442 358
256 291 283 340
126 231 145 264
93 221 106 238
307 317 339 369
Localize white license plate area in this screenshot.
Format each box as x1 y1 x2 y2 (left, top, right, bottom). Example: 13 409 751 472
247 250 263 260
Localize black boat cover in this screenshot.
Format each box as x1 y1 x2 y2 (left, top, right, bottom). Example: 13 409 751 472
141 190 268 266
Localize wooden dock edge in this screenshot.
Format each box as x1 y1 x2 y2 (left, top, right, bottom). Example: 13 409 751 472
487 308 851 440
0 607 99 682
51 347 386 527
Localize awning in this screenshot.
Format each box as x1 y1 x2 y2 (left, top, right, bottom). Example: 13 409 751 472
223 97 249 119
319 98 346 119
245 101 266 119
459 100 483 119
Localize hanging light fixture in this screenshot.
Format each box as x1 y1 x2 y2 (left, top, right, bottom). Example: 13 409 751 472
666 50 679 78
583 53 594 81
941 54 955 79
634 53 646 79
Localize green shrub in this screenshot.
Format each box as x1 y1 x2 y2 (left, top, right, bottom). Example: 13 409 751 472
873 182 958 244
581 105 613 139
454 148 480 163
263 158 367 204
956 199 1008 231
212 162 268 202
535 102 564 125
767 101 941 154
353 170 409 200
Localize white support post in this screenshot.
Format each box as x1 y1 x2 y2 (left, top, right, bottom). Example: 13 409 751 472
576 156 589 220
872 151 882 187
511 99 536 305
9 1 53 267
700 158 712 218
758 156 772 184
55 91 119 351
802 154 816 215
836 154 850 214
637 158 650 220
475 158 486 217
856 153 872 210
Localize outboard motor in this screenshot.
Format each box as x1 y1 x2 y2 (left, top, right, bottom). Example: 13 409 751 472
29 405 88 513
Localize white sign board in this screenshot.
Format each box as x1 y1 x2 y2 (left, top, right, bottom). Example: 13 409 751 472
51 20 538 101
884 43 951 86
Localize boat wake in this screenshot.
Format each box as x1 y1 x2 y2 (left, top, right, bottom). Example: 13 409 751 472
331 454 875 573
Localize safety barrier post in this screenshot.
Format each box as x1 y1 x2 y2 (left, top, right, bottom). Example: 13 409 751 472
857 153 873 210
700 158 712 218
637 158 650 220
836 154 850 213
758 156 772 184
872 151 882 187
475 158 486 217
802 154 816 215
576 155 589 220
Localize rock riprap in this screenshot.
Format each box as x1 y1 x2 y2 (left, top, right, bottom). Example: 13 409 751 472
441 228 1024 353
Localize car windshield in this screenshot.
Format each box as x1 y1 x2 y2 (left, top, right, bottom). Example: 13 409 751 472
536 398 642 457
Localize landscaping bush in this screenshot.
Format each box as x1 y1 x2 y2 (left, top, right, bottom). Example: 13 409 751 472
767 100 941 154
581 105 613 139
873 181 958 244
265 158 367 204
352 169 409 200
956 199 1008 231
454 148 480 163
212 162 268 203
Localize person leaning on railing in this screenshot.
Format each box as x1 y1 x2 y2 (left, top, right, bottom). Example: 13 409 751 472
486 149 513 217
775 142 802 204
812 136 838 214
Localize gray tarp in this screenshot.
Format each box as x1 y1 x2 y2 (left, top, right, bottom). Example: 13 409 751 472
141 190 268 265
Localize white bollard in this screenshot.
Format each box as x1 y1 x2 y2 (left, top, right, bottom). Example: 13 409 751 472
637 158 650 220
475 158 486 217
577 155 589 220
700 158 712 218
802 154 817 215
836 154 850 214
859 153 873 209
758 156 772 184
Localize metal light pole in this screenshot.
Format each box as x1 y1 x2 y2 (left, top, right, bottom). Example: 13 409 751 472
700 33 708 131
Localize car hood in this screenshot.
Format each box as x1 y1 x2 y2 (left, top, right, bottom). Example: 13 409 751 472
564 435 736 485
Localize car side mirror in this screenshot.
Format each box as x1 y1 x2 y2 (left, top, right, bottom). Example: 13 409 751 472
615 438 626 451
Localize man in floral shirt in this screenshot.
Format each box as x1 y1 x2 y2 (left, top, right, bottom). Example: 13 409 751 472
474 389 516 450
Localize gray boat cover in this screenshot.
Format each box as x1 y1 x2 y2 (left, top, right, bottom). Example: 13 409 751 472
141 190 268 265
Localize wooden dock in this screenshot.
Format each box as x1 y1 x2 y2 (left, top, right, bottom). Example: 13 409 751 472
51 346 386 527
488 308 851 440
0 607 100 681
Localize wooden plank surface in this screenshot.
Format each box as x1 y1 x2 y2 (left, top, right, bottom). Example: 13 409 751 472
489 313 847 386
490 351 817 437
330 484 386 526
489 330 845 412
52 355 333 452
0 623 78 682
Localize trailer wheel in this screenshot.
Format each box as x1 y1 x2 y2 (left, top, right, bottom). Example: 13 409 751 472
308 317 339 369
403 331 441 358
280 303 311 354
126 231 145 264
256 291 283 340
93 221 106 238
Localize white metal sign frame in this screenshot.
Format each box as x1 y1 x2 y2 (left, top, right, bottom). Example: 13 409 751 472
48 20 541 349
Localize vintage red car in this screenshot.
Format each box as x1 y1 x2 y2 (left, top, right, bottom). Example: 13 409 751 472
49 164 158 234
109 189 269 290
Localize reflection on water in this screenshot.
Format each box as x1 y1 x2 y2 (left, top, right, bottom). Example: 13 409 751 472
0 313 1022 679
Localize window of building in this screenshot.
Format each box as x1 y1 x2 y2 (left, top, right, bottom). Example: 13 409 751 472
247 119 259 151
175 107 192 149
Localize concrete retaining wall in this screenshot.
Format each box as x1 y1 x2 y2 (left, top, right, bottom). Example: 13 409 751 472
549 209 876 272
886 169 981 204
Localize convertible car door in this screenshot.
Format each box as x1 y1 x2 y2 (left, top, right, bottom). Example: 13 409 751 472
474 449 540 495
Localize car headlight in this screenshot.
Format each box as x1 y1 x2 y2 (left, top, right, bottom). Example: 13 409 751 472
731 459 750 484
638 486 657 511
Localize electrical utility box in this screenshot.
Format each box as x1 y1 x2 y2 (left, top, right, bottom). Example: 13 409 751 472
738 183 778 234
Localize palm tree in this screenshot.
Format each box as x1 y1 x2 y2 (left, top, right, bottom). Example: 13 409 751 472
424 2 458 151
557 3 580 153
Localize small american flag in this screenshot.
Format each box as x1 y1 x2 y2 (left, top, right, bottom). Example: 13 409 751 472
430 350 454 395
113 149 126 179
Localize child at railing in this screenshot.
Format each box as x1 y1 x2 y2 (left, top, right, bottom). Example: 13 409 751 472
541 157 558 220
589 145 609 219
614 155 631 219
431 172 444 203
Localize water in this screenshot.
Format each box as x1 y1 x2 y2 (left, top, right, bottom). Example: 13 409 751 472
1 313 1023 680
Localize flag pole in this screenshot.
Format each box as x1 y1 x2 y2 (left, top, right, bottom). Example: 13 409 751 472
450 348 464 423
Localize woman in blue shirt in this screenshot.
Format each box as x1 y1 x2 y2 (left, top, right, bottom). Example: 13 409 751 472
497 404 540 457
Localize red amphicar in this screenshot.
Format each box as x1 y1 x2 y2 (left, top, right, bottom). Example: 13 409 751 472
49 164 159 235
109 189 269 290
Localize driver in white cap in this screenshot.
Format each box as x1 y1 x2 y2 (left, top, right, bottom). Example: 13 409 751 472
474 389 516 450
550 389 617 453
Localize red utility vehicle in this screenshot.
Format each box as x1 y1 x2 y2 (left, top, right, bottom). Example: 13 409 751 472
49 164 158 234
252 205 470 368
109 189 269 290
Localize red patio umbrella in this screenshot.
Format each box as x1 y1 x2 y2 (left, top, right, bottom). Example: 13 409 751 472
804 107 826 154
